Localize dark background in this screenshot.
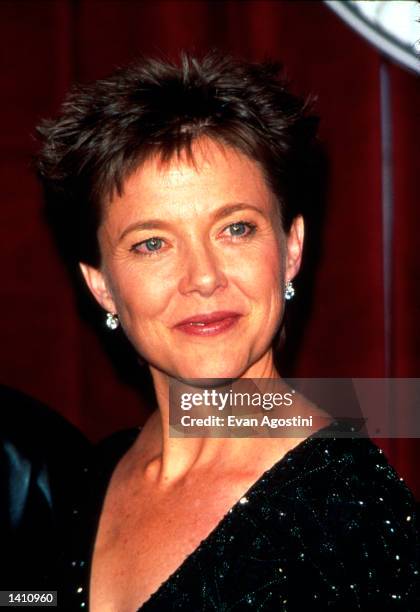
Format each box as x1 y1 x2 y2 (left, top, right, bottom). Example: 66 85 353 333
0 1 419 496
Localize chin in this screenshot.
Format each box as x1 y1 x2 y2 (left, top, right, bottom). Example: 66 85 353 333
171 359 251 385
173 376 236 390
149 343 274 384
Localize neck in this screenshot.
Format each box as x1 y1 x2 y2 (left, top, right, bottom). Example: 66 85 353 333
142 352 282 484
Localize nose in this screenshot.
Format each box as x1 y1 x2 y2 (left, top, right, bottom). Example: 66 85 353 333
178 241 228 297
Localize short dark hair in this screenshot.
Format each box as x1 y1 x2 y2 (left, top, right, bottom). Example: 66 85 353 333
36 52 318 266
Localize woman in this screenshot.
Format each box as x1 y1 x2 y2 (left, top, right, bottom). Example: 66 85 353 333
36 53 418 611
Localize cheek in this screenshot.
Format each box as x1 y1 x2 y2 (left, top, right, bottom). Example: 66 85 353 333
234 241 283 300
109 266 174 325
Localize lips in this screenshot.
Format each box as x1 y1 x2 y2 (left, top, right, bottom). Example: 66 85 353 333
174 311 242 336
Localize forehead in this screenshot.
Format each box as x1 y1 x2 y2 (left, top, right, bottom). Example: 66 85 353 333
103 138 278 226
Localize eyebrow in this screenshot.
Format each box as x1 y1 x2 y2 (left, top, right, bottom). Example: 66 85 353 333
118 203 267 242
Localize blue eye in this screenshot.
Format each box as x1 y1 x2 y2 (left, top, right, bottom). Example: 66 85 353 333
229 222 247 236
131 237 163 255
226 222 256 238
144 238 162 251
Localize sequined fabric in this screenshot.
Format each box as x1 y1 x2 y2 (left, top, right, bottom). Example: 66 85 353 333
65 423 419 611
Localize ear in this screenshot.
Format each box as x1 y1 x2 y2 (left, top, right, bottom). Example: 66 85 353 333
285 215 304 281
79 262 117 314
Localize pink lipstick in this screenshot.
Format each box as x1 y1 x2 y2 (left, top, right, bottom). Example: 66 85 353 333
174 311 242 336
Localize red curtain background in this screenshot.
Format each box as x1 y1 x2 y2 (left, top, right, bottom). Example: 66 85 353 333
0 1 419 496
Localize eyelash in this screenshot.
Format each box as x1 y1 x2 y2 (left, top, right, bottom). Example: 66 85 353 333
130 221 257 257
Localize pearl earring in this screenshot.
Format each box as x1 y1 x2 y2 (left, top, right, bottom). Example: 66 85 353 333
105 312 119 330
284 280 295 300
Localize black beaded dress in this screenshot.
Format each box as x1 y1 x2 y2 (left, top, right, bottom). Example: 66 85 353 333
63 422 419 611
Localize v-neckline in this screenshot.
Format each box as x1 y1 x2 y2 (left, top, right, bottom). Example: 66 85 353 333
86 421 340 611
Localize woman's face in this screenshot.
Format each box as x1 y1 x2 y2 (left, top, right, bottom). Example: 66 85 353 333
81 138 303 381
